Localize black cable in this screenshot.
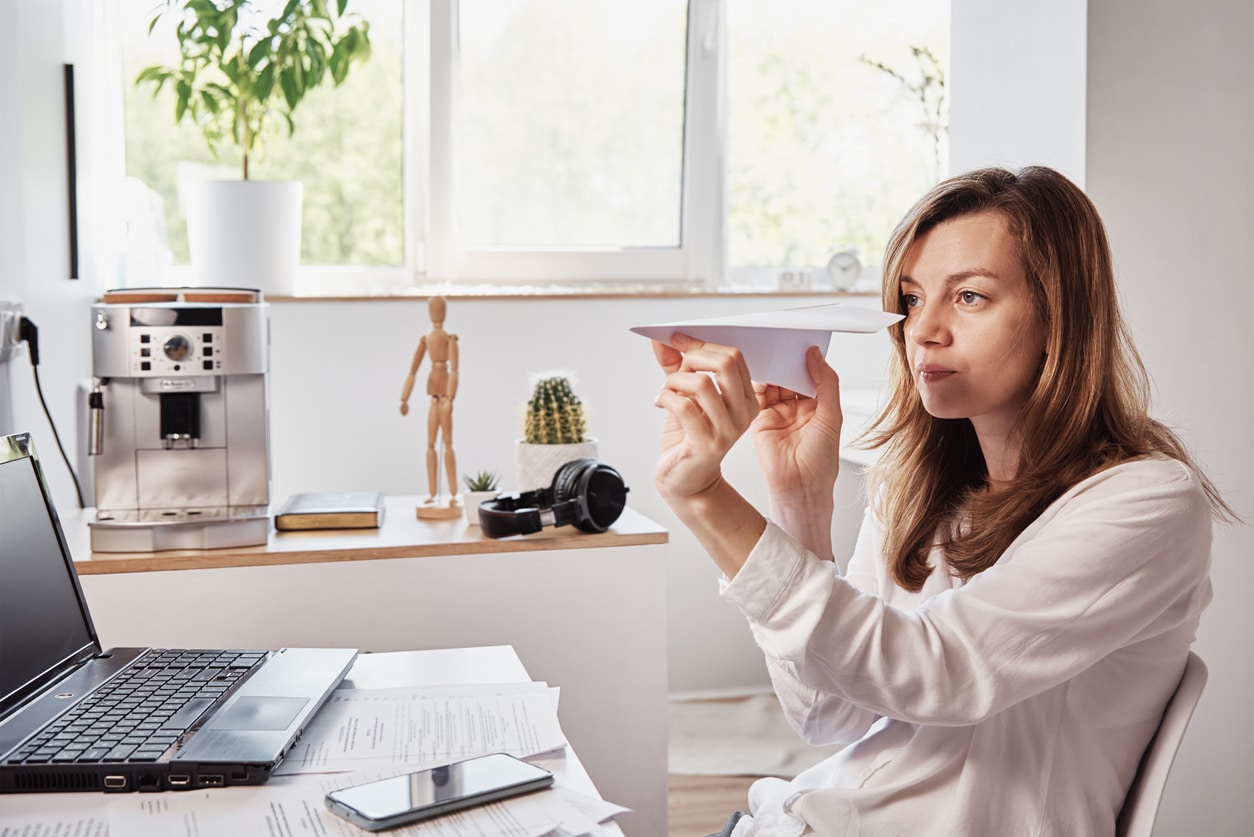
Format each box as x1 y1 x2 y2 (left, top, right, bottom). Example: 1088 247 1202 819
19 316 86 508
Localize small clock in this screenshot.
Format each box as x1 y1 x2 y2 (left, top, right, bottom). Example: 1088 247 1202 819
826 249 862 291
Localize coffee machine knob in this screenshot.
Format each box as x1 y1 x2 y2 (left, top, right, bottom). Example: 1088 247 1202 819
95 312 110 331
163 334 192 362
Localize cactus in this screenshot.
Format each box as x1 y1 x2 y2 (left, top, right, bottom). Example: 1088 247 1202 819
523 376 588 445
463 470 499 492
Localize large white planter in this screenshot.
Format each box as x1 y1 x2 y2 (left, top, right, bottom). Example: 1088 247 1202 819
185 180 303 296
515 439 598 493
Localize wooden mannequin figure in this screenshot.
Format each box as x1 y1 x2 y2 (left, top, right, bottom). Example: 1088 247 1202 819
400 296 462 519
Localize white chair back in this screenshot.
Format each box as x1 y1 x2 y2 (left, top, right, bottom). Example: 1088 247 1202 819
1115 651 1208 837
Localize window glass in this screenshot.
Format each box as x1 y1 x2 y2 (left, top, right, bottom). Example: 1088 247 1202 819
119 0 403 267
456 0 687 250
727 0 948 275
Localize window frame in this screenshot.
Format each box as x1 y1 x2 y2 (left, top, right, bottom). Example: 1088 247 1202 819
417 0 721 287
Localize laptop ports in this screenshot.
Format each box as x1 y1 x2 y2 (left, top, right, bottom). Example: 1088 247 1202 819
167 773 191 786
198 774 224 786
103 775 127 789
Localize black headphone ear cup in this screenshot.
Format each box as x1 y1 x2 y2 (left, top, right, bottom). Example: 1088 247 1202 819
552 457 595 504
574 461 628 533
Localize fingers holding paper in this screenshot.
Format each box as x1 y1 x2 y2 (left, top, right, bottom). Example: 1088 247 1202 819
750 345 844 498
651 333 760 500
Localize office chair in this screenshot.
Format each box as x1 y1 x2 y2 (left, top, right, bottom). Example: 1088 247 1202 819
1115 651 1208 837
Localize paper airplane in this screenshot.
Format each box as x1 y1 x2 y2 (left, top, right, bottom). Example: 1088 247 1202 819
630 303 902 397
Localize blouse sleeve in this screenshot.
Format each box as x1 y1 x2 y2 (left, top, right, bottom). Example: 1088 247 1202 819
721 457 1213 733
722 506 888 745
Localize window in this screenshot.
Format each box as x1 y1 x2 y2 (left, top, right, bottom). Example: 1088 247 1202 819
114 0 947 292
726 0 948 289
118 0 404 277
424 0 697 283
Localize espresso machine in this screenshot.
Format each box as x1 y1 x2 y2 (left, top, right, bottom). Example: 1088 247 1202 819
87 287 271 551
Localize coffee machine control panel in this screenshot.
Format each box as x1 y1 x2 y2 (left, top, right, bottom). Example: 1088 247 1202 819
92 303 268 379
134 325 222 375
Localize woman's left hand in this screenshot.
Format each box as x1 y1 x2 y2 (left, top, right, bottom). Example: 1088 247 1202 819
750 345 844 499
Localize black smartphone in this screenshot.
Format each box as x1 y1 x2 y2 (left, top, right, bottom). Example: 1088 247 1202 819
324 753 555 831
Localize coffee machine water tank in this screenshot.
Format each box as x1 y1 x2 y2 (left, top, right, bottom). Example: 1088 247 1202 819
88 287 271 552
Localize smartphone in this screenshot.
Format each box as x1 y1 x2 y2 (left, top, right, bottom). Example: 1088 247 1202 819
324 752 555 831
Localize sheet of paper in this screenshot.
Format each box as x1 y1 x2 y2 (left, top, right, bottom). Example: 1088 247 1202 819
630 302 902 396
343 647 530 690
0 794 108 836
107 768 625 837
277 684 566 774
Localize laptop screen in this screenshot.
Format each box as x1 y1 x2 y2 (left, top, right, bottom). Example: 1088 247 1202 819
0 436 98 712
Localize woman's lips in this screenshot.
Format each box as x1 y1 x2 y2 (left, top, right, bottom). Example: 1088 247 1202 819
916 364 955 384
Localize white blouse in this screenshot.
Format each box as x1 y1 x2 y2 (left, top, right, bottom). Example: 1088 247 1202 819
721 455 1213 837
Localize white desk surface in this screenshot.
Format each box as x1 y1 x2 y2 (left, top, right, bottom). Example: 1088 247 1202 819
0 645 626 836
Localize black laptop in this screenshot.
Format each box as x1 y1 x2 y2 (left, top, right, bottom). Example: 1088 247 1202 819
0 432 357 793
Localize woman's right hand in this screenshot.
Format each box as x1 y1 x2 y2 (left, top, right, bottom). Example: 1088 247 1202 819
651 333 759 504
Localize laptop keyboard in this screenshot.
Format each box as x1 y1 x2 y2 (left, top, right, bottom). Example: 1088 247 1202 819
7 649 267 766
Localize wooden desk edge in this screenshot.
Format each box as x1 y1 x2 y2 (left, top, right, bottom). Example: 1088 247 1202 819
71 503 669 575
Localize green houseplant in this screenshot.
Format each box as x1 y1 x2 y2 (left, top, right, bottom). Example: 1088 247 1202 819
463 470 499 493
136 0 372 294
461 470 500 526
516 375 597 491
137 0 372 181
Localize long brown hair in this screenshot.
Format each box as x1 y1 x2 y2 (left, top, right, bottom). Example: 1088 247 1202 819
861 166 1234 592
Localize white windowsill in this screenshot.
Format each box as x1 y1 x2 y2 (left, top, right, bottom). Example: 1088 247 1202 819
258 266 884 302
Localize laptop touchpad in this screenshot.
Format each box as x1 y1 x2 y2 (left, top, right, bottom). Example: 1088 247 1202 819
215 696 309 731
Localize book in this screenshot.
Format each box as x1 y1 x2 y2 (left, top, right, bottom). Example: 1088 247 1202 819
275 491 386 531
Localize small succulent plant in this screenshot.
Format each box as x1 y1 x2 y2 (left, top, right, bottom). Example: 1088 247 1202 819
462 470 499 492
523 375 588 445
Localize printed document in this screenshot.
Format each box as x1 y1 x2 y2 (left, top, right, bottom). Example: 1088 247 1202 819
278 683 566 774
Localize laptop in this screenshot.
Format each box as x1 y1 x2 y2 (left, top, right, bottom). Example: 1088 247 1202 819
0 432 357 793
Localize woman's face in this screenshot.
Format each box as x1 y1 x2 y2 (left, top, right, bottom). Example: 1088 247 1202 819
899 210 1047 452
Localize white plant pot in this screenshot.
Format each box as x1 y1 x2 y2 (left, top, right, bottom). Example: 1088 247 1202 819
462 490 500 525
515 439 599 493
185 179 303 296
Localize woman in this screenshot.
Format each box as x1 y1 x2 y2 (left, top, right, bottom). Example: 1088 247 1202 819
651 166 1233 836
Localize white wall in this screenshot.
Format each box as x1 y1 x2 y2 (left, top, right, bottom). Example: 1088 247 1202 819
950 0 1088 183
0 0 99 504
1086 2 1254 833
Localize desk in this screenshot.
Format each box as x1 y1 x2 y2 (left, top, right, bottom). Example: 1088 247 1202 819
62 500 669 836
68 498 667 574
0 645 625 835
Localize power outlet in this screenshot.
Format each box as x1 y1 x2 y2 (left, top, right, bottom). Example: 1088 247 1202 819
0 301 24 363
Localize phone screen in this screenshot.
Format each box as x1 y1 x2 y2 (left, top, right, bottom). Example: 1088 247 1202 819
325 753 554 830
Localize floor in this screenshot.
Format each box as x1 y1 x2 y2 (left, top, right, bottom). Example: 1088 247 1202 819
667 774 758 837
665 694 800 837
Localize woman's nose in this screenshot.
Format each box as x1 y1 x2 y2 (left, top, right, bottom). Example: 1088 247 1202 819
907 302 949 346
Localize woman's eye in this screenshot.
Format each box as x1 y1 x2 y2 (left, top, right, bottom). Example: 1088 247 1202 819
902 294 921 308
959 291 986 305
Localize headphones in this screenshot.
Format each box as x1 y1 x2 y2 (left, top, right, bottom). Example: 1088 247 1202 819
478 458 629 539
